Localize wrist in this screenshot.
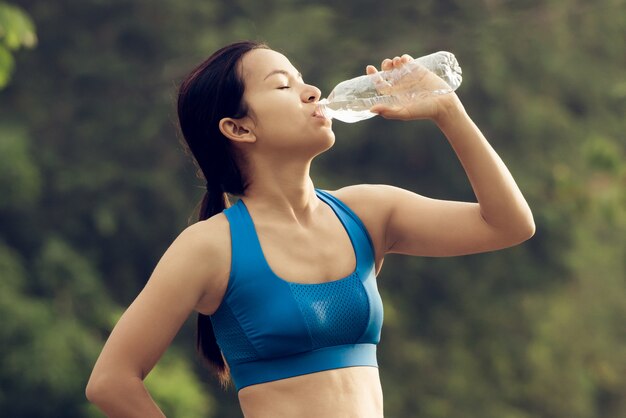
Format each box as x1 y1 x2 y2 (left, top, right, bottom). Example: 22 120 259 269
433 94 467 128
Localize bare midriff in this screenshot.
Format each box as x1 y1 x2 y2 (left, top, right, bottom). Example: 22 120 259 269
237 366 384 418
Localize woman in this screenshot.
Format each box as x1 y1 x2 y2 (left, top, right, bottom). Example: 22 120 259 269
86 40 535 417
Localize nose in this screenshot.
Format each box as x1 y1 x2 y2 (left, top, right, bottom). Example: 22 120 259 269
301 84 322 103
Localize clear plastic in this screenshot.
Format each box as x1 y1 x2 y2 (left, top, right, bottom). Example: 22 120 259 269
317 51 462 123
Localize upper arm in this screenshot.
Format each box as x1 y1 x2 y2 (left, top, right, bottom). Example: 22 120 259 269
335 184 530 258
89 215 231 382
383 186 508 256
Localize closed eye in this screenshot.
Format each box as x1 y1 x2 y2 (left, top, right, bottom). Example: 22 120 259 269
278 86 290 89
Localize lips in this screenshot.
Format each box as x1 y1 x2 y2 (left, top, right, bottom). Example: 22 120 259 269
312 106 329 119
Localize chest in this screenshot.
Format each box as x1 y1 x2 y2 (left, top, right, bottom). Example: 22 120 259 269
211 196 385 364
216 262 383 361
254 216 356 284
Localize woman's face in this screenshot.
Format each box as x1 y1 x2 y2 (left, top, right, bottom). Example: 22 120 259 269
237 48 334 157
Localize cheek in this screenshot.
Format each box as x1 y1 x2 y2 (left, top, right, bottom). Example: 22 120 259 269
255 104 306 131
250 98 294 123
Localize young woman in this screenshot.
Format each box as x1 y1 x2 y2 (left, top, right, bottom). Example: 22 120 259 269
86 40 534 418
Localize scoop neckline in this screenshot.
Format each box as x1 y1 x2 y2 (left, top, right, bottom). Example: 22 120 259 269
236 191 359 286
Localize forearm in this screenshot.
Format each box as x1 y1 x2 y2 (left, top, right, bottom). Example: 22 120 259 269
435 97 535 235
87 375 166 418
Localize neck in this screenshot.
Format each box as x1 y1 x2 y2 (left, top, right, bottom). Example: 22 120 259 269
241 157 320 224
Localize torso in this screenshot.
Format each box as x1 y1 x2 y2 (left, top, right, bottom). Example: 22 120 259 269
195 187 387 417
238 366 384 418
245 197 357 284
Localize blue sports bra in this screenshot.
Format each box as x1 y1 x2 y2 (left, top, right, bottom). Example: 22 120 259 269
209 189 384 391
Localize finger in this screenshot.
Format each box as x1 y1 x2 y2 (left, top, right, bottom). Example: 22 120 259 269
392 56 402 67
371 68 391 93
381 58 393 71
366 65 378 75
401 54 413 63
369 104 388 115
370 104 408 120
370 104 401 119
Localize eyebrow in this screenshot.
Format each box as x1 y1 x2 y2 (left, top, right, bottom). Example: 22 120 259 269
263 69 303 81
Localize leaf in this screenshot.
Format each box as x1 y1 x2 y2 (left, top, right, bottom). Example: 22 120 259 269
0 2 38 50
0 43 13 88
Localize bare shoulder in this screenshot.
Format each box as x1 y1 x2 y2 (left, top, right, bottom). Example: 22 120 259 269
330 184 396 209
329 183 430 225
329 184 407 223
327 184 396 270
156 212 232 315
176 212 231 256
86 214 232 390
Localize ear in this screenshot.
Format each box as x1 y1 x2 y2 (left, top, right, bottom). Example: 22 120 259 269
219 117 257 144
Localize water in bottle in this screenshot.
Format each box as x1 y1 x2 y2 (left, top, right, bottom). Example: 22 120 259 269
317 51 462 123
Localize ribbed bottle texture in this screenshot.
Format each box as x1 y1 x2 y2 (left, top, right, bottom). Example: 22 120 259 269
318 51 462 123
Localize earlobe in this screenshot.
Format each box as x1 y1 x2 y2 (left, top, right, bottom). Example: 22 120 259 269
219 117 256 144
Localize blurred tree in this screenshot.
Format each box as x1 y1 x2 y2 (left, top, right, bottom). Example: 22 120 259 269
0 0 624 417
0 239 106 417
0 1 36 88
0 0 220 416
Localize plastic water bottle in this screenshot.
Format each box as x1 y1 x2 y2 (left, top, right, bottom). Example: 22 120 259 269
317 51 462 123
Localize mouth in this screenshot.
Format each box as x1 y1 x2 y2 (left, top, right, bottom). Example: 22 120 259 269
312 106 329 120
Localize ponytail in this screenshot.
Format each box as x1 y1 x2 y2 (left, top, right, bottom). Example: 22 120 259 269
177 41 267 388
192 166 246 389
196 183 232 387
199 183 231 222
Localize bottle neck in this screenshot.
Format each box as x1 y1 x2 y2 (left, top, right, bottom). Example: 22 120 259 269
315 99 332 120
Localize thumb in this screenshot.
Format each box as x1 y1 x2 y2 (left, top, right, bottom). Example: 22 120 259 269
370 104 408 120
370 105 387 116
370 104 391 116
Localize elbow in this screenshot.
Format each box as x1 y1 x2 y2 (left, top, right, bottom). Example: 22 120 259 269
492 214 535 249
86 372 118 406
525 219 536 240
483 209 536 248
520 209 536 240
508 203 536 244
510 216 536 245
85 374 104 404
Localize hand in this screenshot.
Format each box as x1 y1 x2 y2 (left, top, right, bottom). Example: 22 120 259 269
366 54 462 122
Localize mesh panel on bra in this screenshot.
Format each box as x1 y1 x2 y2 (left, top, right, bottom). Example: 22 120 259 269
289 272 370 348
210 302 258 362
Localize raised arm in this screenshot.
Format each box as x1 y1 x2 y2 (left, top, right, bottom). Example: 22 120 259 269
333 54 534 261
85 215 231 417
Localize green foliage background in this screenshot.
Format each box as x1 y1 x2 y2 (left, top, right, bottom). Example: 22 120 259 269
0 0 624 417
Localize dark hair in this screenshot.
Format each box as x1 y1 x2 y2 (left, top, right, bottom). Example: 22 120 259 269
177 40 268 387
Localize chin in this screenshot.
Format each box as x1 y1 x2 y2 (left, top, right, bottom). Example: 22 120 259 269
316 131 336 154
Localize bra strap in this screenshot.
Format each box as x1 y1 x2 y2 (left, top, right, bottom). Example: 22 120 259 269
315 189 375 270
